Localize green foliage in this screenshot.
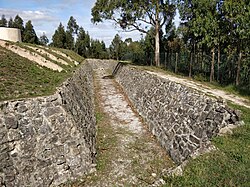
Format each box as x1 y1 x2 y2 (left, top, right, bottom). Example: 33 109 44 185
39 33 49 46
13 15 25 39
176 0 250 87
0 14 7 27
57 48 85 63
89 39 108 59
91 0 176 66
8 17 14 28
75 27 90 57
109 34 125 60
23 20 39 44
52 23 66 48
65 16 79 50
67 16 79 35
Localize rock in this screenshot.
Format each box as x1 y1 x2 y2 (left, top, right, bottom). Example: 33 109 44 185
4 116 18 129
151 173 157 177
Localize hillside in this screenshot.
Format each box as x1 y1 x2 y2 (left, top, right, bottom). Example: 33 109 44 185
0 40 84 101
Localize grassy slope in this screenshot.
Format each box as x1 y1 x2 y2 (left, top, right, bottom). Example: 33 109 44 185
0 45 84 101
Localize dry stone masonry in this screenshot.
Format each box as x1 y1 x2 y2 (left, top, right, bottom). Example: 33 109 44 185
115 65 241 164
0 63 96 186
0 59 242 186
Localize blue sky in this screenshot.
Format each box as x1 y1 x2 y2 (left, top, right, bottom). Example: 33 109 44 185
0 0 180 46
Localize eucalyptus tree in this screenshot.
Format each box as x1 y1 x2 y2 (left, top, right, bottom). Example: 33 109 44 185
178 0 221 82
66 16 79 50
222 0 250 86
91 0 176 67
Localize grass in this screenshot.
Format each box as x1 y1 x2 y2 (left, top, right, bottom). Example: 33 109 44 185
15 42 73 71
163 104 250 187
23 43 77 67
0 46 76 101
56 48 85 63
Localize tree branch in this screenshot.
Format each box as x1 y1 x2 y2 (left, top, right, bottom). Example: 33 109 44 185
127 23 148 34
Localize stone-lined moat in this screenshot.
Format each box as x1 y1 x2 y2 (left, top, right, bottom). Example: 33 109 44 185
0 60 241 186
0 63 96 186
115 65 240 164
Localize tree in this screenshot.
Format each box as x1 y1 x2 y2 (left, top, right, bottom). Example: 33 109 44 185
90 39 108 59
75 27 90 57
91 0 176 67
52 23 66 48
109 34 125 60
222 0 250 86
65 16 79 50
23 20 39 44
0 15 7 27
39 32 49 46
13 15 24 30
67 16 79 34
8 17 14 28
178 0 221 82
13 15 25 40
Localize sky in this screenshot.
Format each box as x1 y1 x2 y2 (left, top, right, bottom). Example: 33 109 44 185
0 0 180 46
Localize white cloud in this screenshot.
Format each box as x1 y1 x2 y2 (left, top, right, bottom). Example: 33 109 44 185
0 8 58 23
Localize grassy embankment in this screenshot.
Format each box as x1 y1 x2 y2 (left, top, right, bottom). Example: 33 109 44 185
0 44 84 101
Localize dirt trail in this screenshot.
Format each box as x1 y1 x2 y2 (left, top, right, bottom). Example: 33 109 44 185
81 68 173 187
146 71 250 109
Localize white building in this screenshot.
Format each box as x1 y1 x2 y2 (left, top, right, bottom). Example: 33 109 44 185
0 27 22 42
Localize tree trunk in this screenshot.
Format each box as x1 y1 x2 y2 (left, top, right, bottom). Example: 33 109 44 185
210 47 215 82
236 51 242 86
155 3 160 67
201 50 204 73
155 23 160 67
164 52 167 69
217 45 220 82
189 52 192 78
175 52 178 73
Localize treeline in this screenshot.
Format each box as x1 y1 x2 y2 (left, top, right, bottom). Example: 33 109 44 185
110 0 250 89
51 16 109 59
174 0 250 87
0 14 47 45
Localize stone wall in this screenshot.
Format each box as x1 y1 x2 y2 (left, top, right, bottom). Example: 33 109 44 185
0 28 21 42
0 63 96 186
115 65 240 164
87 59 117 71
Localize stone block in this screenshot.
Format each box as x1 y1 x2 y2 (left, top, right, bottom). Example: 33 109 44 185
4 116 18 129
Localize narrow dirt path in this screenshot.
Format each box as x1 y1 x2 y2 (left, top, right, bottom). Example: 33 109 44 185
147 71 250 109
80 68 173 186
